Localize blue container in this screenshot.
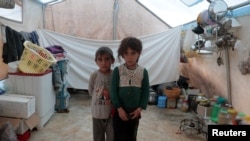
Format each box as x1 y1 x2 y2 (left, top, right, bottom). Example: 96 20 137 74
157 96 167 108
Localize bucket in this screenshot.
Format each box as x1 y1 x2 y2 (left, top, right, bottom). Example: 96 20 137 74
157 96 167 108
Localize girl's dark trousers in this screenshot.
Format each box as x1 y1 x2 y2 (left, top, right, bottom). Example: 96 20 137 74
113 108 140 141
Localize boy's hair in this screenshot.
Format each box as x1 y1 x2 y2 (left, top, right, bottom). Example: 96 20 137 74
95 46 115 61
118 36 142 62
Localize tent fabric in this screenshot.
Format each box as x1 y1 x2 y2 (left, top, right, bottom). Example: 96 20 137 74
36 26 181 89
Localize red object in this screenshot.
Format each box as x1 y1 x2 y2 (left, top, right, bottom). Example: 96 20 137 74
8 69 52 76
110 107 116 117
17 130 31 141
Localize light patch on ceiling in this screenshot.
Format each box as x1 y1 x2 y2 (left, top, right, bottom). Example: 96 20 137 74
137 0 249 27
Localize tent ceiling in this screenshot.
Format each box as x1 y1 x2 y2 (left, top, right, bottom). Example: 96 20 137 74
136 0 249 27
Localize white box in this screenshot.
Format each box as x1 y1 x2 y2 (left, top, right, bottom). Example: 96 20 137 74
0 94 35 119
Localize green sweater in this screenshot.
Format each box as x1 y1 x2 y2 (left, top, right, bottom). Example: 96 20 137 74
110 64 150 110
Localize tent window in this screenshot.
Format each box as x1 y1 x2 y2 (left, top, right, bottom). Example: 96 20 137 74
0 0 23 23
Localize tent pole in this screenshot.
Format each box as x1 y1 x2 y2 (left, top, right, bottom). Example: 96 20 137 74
42 4 46 29
225 47 232 104
113 0 119 40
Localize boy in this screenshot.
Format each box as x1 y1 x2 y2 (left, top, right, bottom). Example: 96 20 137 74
88 46 115 141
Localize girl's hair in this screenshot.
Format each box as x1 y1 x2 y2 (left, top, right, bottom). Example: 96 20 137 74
95 46 115 61
118 36 142 62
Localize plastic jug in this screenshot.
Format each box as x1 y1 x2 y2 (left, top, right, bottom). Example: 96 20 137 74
157 96 167 108
211 104 221 123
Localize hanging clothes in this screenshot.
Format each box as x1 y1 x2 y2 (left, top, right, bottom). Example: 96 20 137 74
2 26 25 64
20 31 40 45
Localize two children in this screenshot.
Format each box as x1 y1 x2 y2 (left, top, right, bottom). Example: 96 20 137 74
88 37 150 141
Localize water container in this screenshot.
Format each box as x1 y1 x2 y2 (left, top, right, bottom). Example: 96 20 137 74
243 116 250 125
211 104 221 123
181 100 189 112
235 112 245 125
217 108 230 124
157 96 167 108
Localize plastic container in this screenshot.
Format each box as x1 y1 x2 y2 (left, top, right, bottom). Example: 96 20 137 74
157 96 167 108
177 98 183 109
243 116 250 125
227 108 237 124
181 100 189 112
217 108 230 124
235 112 246 125
216 96 226 104
167 98 177 109
164 87 181 99
211 104 221 123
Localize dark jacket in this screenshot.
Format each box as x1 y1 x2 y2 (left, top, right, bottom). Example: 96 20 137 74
2 26 25 64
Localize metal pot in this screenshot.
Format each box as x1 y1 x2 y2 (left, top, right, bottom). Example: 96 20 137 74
148 91 157 105
215 37 225 48
218 17 232 30
208 0 228 21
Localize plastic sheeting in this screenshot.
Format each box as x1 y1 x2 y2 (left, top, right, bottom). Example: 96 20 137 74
36 26 181 89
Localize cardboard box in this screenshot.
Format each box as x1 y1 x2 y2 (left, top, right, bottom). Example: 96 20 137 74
0 113 40 134
0 94 35 119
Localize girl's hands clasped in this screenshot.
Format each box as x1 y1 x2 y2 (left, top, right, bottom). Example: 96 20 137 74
129 108 141 119
118 107 141 121
118 107 129 121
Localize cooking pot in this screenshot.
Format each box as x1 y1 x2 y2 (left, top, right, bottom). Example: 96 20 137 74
148 91 157 105
215 37 225 48
208 0 228 21
218 17 232 30
198 10 216 26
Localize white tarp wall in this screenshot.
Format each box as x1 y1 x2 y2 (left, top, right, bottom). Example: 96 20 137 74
37 26 181 89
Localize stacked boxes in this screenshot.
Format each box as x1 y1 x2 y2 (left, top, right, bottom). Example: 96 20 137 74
0 94 35 119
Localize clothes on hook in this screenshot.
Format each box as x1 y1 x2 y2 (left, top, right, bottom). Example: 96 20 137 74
2 26 40 64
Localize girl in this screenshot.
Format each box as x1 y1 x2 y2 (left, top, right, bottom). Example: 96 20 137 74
110 37 150 141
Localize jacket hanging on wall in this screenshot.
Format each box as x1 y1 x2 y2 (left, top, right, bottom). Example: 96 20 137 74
2 26 25 64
